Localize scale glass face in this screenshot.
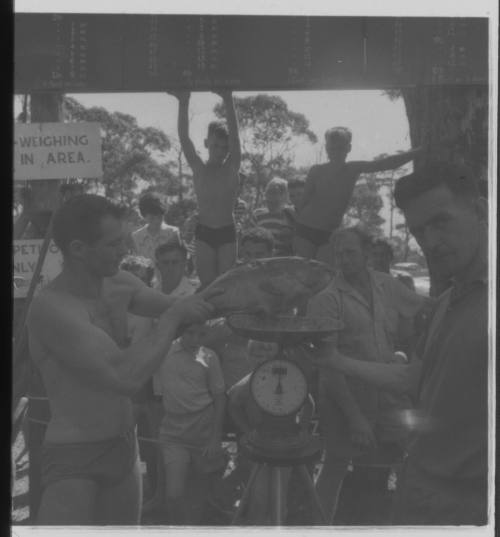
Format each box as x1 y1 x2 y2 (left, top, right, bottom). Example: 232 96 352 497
250 358 308 417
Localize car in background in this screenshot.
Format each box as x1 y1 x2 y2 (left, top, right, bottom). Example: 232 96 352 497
392 262 430 296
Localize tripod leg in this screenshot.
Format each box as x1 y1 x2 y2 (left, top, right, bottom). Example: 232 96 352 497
231 463 261 525
297 464 328 524
271 466 284 526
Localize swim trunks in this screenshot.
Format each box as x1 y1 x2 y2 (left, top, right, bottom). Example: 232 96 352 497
295 222 331 247
40 428 138 489
195 223 237 249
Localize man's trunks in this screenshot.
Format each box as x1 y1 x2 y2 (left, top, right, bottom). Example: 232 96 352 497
40 429 138 489
295 222 331 247
195 223 237 249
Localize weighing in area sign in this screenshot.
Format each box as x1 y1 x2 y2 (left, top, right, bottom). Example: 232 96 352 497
14 122 102 180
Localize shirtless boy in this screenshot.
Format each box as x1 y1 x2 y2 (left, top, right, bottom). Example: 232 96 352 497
172 90 241 287
294 127 422 260
26 194 219 525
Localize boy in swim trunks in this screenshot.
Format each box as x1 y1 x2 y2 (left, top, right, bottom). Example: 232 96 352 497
171 90 241 287
294 127 423 261
157 322 226 524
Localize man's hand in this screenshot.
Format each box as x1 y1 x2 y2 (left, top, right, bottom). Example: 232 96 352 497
167 89 190 102
349 415 377 450
160 287 223 326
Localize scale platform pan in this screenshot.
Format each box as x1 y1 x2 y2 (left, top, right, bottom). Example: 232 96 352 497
227 314 343 344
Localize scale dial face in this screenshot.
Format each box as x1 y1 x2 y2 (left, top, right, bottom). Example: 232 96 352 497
250 359 308 416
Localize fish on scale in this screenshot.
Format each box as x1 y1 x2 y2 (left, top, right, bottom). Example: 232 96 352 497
200 256 334 317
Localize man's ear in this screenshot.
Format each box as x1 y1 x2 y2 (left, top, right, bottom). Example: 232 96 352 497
67 239 87 260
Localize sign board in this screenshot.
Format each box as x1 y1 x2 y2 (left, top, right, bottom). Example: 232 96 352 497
13 240 63 298
14 14 488 93
14 122 103 180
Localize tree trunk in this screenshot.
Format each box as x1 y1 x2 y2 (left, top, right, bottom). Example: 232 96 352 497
401 85 488 295
402 85 488 181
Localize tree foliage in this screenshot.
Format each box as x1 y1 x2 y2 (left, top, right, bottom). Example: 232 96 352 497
344 178 385 236
214 94 317 208
63 97 174 207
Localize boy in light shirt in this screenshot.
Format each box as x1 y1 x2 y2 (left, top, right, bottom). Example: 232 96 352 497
157 322 226 524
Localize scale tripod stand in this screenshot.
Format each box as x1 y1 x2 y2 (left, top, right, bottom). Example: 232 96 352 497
226 313 343 526
231 432 328 525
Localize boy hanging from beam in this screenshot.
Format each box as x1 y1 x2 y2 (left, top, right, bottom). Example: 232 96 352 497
170 90 241 288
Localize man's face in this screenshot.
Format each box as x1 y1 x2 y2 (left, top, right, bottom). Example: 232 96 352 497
180 323 206 352
335 232 368 278
205 134 228 165
325 137 350 163
370 244 392 273
156 250 186 288
403 185 483 280
288 186 305 210
144 213 163 229
265 190 286 213
240 240 273 263
83 216 128 277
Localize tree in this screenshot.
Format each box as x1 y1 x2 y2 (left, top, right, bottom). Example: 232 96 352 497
214 94 317 208
63 97 175 208
344 178 385 236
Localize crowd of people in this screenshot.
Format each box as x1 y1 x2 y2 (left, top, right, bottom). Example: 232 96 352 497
22 90 489 527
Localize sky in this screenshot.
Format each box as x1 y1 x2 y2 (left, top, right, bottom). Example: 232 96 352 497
65 90 411 169
57 91 413 236
14 89 412 235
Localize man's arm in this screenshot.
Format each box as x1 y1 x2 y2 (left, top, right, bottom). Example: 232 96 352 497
171 91 204 173
204 391 226 456
227 382 253 434
28 292 215 396
317 344 377 447
216 90 241 170
348 147 423 175
311 344 422 398
105 270 177 318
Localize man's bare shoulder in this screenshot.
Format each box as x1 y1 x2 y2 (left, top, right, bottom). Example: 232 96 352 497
28 286 87 330
308 163 328 176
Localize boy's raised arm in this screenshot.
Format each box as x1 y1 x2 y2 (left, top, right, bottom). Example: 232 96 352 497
169 90 203 173
215 89 241 170
349 146 423 175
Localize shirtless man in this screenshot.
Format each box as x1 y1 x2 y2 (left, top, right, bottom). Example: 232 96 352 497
294 127 422 261
26 195 219 525
171 90 241 287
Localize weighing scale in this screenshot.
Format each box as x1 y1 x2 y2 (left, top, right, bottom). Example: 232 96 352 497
227 313 343 525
